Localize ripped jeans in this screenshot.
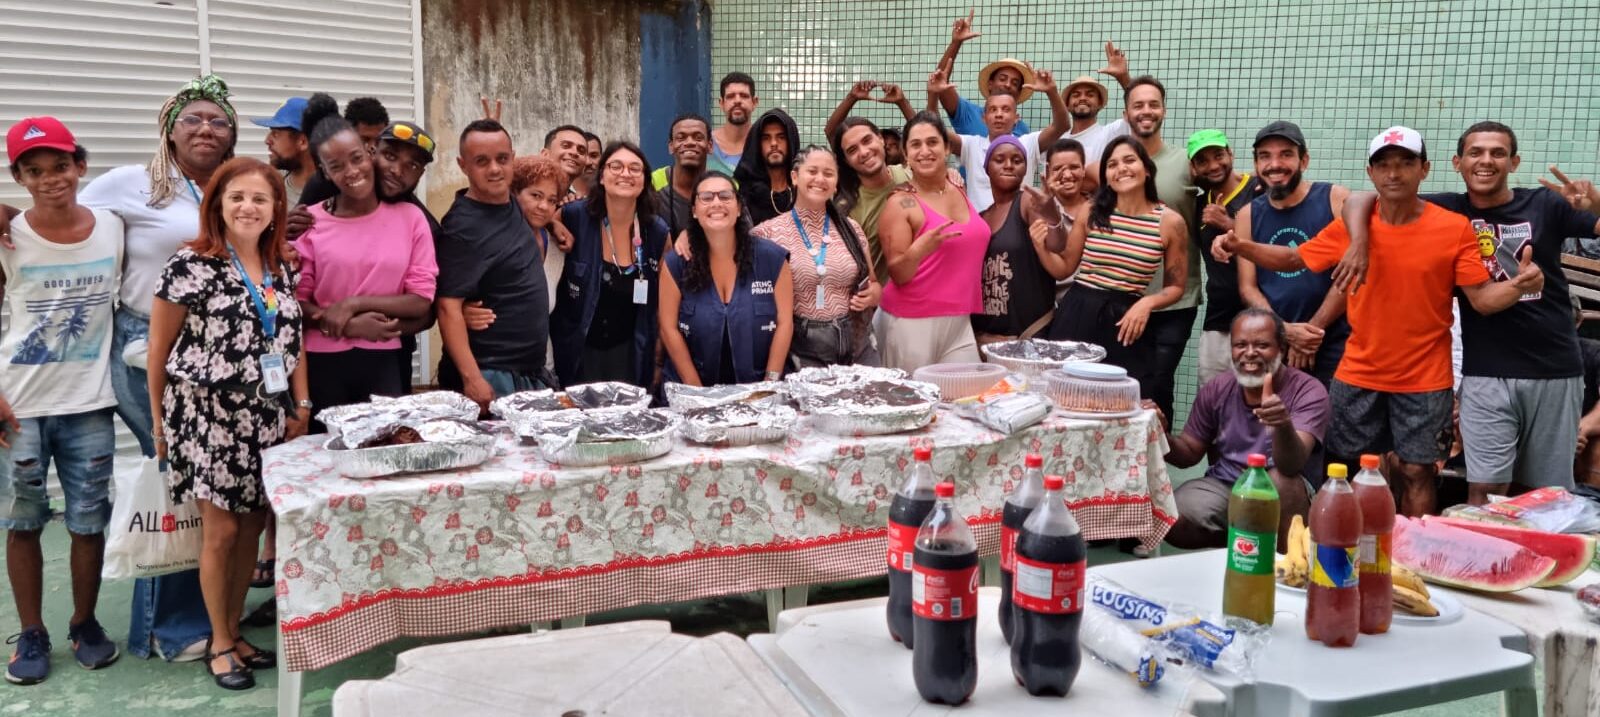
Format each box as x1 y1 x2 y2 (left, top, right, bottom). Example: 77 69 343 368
0 408 115 534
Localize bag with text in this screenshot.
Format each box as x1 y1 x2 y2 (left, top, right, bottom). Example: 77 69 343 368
102 457 203 579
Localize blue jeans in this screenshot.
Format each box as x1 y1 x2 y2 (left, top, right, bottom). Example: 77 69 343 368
115 308 212 660
0 409 115 534
481 368 545 396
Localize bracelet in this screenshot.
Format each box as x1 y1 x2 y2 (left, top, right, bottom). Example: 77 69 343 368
764 370 782 381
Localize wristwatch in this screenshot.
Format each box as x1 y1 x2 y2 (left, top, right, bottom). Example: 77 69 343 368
295 399 313 410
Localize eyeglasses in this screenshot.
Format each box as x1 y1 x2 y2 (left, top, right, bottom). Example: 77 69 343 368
177 115 233 132
695 190 736 203
605 161 645 176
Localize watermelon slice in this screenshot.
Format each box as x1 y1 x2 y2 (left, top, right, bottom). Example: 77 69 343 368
1392 516 1555 592
1429 517 1596 587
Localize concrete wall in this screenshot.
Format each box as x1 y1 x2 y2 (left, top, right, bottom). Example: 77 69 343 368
420 0 667 216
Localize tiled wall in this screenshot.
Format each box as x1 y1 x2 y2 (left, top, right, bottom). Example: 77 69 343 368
710 0 1600 426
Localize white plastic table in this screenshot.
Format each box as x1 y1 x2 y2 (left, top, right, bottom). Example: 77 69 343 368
1438 570 1600 716
748 586 1227 716
331 620 807 717
1095 550 1539 717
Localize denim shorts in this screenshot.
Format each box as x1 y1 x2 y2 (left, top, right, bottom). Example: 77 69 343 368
0 408 116 534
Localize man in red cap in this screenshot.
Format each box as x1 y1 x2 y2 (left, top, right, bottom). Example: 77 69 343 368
2 116 124 684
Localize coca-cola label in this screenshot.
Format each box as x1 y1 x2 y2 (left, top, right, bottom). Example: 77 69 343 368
1013 556 1086 614
912 562 978 620
886 521 916 572
999 525 1018 572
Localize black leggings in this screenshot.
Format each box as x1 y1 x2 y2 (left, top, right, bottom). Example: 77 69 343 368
307 348 408 430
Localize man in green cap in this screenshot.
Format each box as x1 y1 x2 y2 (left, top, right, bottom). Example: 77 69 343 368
1188 129 1265 384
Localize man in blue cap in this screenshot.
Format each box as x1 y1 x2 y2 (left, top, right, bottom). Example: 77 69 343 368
251 96 315 204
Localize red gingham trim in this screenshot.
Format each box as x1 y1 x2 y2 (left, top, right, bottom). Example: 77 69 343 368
278 498 1165 671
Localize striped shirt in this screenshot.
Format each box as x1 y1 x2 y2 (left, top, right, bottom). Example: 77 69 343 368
1078 205 1166 294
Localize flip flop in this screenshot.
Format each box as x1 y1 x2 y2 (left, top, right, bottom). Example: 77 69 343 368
250 559 275 589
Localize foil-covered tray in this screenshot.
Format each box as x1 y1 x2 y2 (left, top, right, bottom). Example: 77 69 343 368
981 339 1106 376
490 381 651 420
680 401 799 446
803 378 941 436
663 381 787 411
786 365 909 405
324 418 499 478
526 409 681 466
317 391 481 447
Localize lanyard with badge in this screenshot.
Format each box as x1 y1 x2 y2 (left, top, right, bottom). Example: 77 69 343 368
603 214 649 305
227 247 288 395
791 208 831 311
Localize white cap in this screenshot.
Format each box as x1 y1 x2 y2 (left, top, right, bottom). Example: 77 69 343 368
1368 125 1426 161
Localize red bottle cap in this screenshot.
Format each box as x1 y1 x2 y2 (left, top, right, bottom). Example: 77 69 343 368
1025 453 1042 468
935 481 955 498
914 447 932 461
1044 475 1064 490
1360 454 1380 470
1246 453 1267 468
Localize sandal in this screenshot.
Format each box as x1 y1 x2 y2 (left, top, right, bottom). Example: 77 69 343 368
205 642 255 691
250 559 275 589
234 637 276 670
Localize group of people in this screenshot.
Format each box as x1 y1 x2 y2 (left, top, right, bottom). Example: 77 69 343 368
3 6 1599 692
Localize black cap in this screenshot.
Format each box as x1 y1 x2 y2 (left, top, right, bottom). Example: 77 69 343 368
1254 120 1306 151
378 121 435 163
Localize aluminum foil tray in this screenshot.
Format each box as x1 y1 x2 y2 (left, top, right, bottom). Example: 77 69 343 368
786 365 908 404
528 409 681 467
318 391 480 442
663 381 787 411
491 382 651 420
803 379 941 436
679 402 799 446
980 339 1106 377
325 420 499 479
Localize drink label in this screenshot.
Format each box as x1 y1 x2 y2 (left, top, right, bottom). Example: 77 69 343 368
1000 526 1018 572
912 562 979 620
1311 542 1359 589
1225 526 1276 576
886 520 916 572
1359 534 1392 575
1013 556 1086 614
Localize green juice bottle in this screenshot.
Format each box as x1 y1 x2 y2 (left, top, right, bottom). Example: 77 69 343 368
1223 453 1280 625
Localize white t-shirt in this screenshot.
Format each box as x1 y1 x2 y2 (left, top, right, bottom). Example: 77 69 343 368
1065 118 1130 167
0 210 124 418
957 131 1042 212
79 165 201 316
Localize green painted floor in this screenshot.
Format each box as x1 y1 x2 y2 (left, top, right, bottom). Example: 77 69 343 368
0 465 1532 715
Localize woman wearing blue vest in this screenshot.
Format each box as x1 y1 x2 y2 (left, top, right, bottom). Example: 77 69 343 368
551 141 668 388
659 172 795 385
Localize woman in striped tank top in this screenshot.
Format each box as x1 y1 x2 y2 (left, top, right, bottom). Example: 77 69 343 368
1048 136 1189 397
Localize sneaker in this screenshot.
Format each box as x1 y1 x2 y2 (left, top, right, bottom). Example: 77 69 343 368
5 626 50 685
66 618 119 670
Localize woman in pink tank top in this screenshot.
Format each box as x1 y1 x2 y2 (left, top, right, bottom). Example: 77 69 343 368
874 112 989 372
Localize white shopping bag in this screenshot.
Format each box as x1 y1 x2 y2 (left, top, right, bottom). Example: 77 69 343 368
102 457 202 579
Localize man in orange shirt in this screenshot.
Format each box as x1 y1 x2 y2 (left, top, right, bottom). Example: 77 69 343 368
1214 127 1543 516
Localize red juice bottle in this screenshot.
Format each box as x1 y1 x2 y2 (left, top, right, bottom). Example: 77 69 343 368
1353 454 1395 635
1306 463 1362 647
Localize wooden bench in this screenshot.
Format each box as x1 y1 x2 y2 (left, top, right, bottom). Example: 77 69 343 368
1561 252 1600 324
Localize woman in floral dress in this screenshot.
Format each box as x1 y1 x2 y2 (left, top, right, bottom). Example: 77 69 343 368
147 157 309 690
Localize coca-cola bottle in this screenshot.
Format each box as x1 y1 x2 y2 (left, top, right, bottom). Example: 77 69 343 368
912 481 979 705
999 453 1046 644
887 446 937 647
1010 474 1086 696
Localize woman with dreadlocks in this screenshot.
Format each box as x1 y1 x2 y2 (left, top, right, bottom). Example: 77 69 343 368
79 75 241 664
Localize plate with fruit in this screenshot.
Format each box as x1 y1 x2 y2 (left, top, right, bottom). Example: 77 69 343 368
1273 515 1464 625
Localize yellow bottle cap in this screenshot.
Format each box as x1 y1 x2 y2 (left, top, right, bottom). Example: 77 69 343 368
1326 463 1348 479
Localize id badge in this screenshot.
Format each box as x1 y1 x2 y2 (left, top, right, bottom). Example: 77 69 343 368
260 353 289 394
815 292 826 311
633 279 649 305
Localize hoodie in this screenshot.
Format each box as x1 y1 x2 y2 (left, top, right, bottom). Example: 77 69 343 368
733 108 801 226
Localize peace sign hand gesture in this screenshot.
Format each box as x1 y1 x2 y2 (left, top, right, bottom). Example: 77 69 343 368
928 62 956 96
1539 165 1598 212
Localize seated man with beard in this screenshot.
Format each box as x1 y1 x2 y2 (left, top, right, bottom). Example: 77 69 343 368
1159 307 1327 549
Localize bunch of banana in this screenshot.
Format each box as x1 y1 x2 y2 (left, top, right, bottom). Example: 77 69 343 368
1391 564 1439 617
1273 515 1310 588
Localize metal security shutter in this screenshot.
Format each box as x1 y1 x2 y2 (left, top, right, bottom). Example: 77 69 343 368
208 0 430 383
0 0 203 206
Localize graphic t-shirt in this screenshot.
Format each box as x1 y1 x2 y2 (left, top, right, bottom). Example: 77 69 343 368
1298 203 1489 393
1182 367 1330 483
0 210 123 418
1426 188 1598 379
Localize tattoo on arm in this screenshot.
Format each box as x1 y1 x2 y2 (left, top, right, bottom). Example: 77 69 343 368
897 196 918 209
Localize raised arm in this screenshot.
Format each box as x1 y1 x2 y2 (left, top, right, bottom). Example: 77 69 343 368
933 8 981 117
1097 40 1133 90
824 81 877 143
1029 70 1071 147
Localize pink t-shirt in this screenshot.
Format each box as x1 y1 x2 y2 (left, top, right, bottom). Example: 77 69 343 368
295 201 438 353
879 193 988 318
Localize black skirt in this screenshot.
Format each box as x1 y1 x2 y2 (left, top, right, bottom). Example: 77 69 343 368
1048 284 1157 399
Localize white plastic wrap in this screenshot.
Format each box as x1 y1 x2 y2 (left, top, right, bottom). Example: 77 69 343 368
1087 574 1268 680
